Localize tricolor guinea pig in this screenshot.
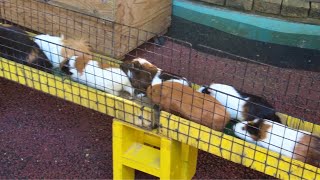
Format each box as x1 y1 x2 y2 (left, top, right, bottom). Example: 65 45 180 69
198 83 281 123
233 119 320 167
146 81 230 131
33 34 92 70
62 56 134 99
120 58 191 98
0 25 53 73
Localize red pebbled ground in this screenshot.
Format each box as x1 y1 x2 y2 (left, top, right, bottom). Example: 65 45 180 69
0 77 274 179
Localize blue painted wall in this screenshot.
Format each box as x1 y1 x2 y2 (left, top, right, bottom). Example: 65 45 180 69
173 0 320 50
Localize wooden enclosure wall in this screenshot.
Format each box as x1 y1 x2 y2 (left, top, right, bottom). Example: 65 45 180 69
48 0 115 21
0 0 172 59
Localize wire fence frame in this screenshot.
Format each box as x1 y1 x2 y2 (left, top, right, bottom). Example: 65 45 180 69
1 20 319 180
0 0 320 179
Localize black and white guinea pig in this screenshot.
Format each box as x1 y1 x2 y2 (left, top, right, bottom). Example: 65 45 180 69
233 119 320 167
0 25 53 73
120 58 192 97
198 83 281 124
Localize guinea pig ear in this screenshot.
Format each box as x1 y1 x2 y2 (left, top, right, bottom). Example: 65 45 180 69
201 86 212 94
258 120 272 140
133 61 142 69
74 55 90 74
245 119 264 141
60 59 73 75
120 61 133 74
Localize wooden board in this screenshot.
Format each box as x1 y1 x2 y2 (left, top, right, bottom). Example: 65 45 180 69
0 0 172 59
48 0 172 27
113 6 172 58
114 0 171 26
48 0 115 21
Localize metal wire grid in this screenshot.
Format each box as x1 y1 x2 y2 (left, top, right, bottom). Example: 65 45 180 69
0 0 192 128
0 0 174 59
0 0 319 178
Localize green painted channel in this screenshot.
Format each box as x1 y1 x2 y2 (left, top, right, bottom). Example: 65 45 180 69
172 0 320 50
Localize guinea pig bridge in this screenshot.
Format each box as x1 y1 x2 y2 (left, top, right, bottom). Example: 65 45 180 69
1 54 320 179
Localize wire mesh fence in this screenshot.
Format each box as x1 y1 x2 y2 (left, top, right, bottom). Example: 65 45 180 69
0 0 320 179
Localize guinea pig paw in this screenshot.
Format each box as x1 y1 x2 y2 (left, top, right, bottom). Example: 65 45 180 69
150 122 159 130
61 75 71 83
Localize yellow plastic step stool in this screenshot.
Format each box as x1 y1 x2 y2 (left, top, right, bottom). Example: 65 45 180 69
112 119 198 179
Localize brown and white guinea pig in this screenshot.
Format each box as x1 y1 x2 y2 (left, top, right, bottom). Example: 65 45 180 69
198 83 281 124
234 119 320 167
146 81 230 131
33 34 93 72
0 25 53 73
120 58 192 98
61 55 134 99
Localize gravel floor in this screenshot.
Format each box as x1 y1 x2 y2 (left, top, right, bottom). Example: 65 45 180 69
0 77 274 179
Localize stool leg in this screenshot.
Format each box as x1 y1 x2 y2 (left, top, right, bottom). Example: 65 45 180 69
182 144 198 179
160 138 173 179
113 121 135 179
160 138 182 179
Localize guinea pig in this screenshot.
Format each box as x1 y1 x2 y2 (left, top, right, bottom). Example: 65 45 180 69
146 81 230 131
33 34 92 70
233 119 320 167
120 58 191 98
62 56 134 99
198 83 281 123
0 25 53 73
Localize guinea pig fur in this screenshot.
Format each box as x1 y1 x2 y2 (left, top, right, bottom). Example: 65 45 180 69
198 83 281 123
62 56 134 98
33 34 92 69
146 81 230 131
121 58 191 97
0 25 53 73
233 119 320 167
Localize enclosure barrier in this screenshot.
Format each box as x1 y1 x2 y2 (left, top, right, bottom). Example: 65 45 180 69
1 57 319 179
1 0 320 178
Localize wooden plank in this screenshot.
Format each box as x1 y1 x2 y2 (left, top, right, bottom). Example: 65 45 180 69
48 0 172 58
113 6 172 58
48 0 115 21
48 0 172 26
0 0 172 59
1 0 115 56
115 0 172 26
